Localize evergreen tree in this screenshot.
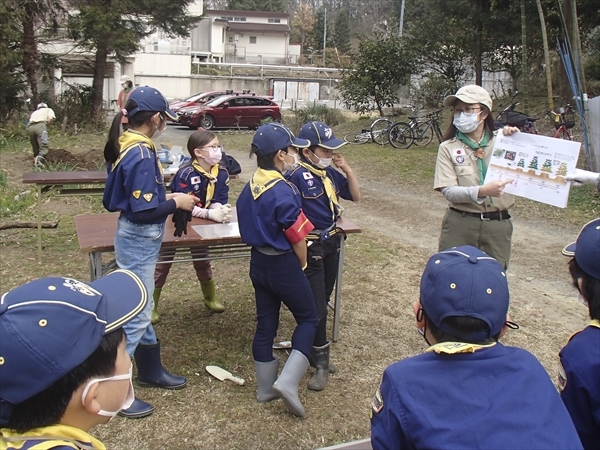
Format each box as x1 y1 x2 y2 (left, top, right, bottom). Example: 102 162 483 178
228 0 286 12
541 159 553 172
332 8 351 53
556 162 568 176
528 156 539 170
309 7 333 51
517 158 525 168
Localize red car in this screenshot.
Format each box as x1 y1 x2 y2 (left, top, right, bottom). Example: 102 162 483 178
169 90 252 122
178 94 281 130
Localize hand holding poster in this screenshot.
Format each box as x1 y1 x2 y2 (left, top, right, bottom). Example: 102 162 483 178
484 131 581 208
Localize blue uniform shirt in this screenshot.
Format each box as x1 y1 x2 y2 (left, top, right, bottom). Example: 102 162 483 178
370 343 583 450
237 169 304 251
171 163 229 207
559 324 600 450
286 164 353 230
103 134 167 224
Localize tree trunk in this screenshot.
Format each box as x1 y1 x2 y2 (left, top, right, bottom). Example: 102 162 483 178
91 42 109 119
475 16 483 86
22 4 39 106
560 0 573 106
535 0 553 111
520 0 529 113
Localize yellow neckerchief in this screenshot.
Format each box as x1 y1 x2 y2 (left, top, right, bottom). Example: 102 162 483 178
425 341 497 355
191 160 219 207
250 168 285 200
589 319 600 329
298 160 339 221
111 130 162 177
0 424 105 450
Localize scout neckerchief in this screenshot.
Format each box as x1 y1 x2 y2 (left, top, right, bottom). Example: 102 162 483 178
191 160 219 208
112 130 162 177
0 424 106 450
298 160 339 221
589 319 600 329
250 168 285 200
456 131 490 185
425 341 496 355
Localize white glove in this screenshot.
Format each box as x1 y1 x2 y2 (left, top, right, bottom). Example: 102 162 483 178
207 204 232 223
564 169 600 186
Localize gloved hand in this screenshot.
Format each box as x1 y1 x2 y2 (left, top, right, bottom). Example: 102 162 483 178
564 169 600 186
207 204 232 223
172 208 192 237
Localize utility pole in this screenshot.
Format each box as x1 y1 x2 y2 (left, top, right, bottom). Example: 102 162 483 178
323 8 327 66
398 0 405 37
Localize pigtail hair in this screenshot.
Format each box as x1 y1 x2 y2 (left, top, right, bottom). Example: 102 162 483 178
104 112 123 165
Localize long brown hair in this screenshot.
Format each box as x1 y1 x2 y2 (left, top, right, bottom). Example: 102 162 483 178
441 105 496 142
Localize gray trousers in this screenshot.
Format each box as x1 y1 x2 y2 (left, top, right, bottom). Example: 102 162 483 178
27 122 49 157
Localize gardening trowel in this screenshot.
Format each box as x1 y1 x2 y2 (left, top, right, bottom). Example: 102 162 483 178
205 365 245 385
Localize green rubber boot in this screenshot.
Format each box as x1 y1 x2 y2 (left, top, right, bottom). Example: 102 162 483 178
151 287 161 324
200 279 225 313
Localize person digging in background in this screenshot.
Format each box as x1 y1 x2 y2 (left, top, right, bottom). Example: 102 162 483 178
0 270 147 449
27 102 55 167
370 245 583 449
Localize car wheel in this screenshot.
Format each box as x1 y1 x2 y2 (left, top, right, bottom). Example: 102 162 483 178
200 115 215 130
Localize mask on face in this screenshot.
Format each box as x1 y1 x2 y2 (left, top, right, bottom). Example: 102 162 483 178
283 152 299 172
121 83 129 89
310 151 332 169
152 115 167 139
81 364 135 421
577 291 588 305
453 111 482 134
201 145 222 166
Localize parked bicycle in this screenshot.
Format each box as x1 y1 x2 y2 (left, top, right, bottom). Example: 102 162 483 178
343 117 393 145
495 91 538 134
388 110 443 149
545 105 575 140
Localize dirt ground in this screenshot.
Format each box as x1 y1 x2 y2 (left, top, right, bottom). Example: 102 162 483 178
1 139 592 449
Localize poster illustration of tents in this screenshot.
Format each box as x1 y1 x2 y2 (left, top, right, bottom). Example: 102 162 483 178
484 131 581 208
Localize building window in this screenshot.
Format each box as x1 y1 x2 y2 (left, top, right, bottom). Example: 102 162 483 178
228 37 234 43
249 36 257 44
234 17 246 21
221 16 233 21
268 18 281 23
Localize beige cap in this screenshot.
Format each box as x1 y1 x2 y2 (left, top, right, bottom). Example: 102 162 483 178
444 85 492 111
120 75 131 83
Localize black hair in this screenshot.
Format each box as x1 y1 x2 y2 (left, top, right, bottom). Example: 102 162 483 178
103 99 164 164
7 328 125 433
187 129 217 158
249 143 285 169
441 104 496 142
424 312 499 345
569 258 600 320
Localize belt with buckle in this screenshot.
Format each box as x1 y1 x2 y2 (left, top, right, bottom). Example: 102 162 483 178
306 226 338 241
450 207 511 221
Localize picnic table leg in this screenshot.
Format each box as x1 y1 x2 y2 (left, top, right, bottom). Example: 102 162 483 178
89 252 103 281
331 235 346 343
37 185 42 263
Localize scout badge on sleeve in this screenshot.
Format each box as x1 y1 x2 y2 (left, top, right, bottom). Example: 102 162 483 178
205 365 245 385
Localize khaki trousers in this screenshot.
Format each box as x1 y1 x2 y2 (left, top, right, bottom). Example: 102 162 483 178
27 122 49 157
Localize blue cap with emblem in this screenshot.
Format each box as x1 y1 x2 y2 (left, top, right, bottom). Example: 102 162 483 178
127 86 176 120
0 270 147 423
419 245 509 342
298 121 346 150
252 122 310 155
562 218 600 280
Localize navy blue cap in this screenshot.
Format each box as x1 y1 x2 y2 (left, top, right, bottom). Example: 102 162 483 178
127 86 176 120
252 122 310 155
420 246 509 341
0 270 147 409
298 121 346 150
562 218 600 280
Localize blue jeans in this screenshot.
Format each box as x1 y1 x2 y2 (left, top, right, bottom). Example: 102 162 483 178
115 216 164 356
250 248 318 362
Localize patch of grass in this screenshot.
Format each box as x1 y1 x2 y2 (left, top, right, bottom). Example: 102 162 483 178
0 185 36 220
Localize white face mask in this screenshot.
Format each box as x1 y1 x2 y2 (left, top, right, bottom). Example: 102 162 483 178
201 145 222 166
283 152 299 172
121 83 129 89
152 115 167 139
577 291 588 305
81 364 135 420
453 111 483 134
310 151 331 169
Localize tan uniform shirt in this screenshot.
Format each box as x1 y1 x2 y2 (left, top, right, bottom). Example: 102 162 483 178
29 107 56 124
434 132 515 214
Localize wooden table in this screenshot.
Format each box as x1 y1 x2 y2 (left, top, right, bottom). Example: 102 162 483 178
74 211 361 342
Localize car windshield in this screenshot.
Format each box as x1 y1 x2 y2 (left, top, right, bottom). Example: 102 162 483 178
205 97 227 107
183 93 204 102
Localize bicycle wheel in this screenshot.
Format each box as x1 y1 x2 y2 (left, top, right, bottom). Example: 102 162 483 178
412 123 434 146
370 118 392 145
344 132 370 144
388 122 414 149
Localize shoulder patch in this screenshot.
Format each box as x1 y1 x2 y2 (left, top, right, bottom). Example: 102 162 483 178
371 386 384 414
558 362 567 392
303 172 314 180
132 190 141 199
143 193 153 202
190 176 201 185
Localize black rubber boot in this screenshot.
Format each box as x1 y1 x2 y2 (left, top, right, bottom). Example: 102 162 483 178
308 343 330 391
310 349 336 374
117 397 155 419
134 341 188 389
